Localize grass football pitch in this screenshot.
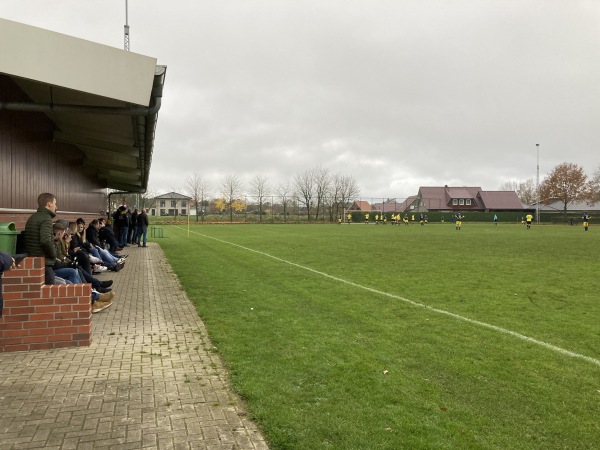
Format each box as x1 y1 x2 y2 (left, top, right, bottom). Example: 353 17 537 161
155 222 600 449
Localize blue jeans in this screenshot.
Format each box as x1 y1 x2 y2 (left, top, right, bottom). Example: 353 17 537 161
137 226 147 246
54 269 98 302
92 246 118 265
53 268 83 284
120 227 129 246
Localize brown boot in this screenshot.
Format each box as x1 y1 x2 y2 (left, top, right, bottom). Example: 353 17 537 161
98 291 116 302
92 300 113 313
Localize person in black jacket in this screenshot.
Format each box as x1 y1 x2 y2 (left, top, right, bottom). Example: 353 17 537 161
98 219 121 252
128 208 138 244
0 251 15 317
24 192 58 284
115 206 130 247
136 208 149 247
84 219 123 269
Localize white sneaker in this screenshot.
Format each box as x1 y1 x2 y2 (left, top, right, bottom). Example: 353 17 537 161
93 264 108 273
89 256 103 264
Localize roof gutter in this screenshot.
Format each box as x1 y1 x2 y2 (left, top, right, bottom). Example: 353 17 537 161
0 97 161 116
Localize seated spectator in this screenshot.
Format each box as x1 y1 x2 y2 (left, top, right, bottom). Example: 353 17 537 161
69 221 110 273
84 219 125 271
52 223 115 312
98 218 122 252
61 227 113 292
62 222 95 275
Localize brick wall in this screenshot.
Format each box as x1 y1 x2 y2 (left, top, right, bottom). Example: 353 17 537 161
0 257 92 352
0 212 101 232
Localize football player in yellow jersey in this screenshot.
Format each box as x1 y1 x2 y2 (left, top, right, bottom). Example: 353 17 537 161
455 212 463 230
525 213 533 229
364 213 369 224
582 212 590 231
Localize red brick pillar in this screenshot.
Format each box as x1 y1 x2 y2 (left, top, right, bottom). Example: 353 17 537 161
0 257 92 352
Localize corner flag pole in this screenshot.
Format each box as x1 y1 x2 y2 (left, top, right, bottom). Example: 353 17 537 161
187 212 190 238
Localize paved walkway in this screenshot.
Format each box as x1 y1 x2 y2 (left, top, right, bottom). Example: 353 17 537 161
0 243 268 449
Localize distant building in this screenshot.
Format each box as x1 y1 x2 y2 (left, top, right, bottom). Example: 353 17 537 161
372 197 418 213
347 201 372 211
414 186 523 212
531 200 600 214
152 192 192 217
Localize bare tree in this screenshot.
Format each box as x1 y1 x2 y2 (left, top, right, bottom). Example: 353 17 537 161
249 175 270 222
589 165 600 205
138 188 158 212
221 174 244 222
517 179 537 205
338 174 360 219
313 167 331 221
185 173 210 222
294 168 315 221
275 182 292 222
499 180 519 192
329 174 344 222
500 179 536 205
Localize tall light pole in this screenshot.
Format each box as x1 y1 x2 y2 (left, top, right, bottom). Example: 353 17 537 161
536 143 540 224
124 0 130 51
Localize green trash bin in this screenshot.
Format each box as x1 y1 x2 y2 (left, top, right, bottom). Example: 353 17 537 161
0 222 20 255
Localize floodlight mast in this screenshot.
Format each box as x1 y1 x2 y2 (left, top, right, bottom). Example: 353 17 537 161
536 144 540 224
124 0 130 51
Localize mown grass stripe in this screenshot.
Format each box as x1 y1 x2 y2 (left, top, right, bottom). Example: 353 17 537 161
173 225 600 368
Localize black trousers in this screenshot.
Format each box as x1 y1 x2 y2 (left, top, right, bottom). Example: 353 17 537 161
45 266 56 285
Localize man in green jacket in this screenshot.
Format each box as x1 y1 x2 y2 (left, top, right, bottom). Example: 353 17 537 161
25 192 58 284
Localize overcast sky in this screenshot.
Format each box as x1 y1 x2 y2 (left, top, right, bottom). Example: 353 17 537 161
3 1 599 199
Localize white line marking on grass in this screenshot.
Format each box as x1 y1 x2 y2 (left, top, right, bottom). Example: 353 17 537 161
173 226 600 368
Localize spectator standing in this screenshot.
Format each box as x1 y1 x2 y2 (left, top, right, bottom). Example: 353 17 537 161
0 251 15 317
115 206 130 247
137 208 149 247
24 193 58 284
129 208 139 244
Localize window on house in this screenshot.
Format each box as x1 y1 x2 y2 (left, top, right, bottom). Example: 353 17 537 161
459 199 464 205
466 199 472 205
182 209 187 216
452 199 458 205
160 209 165 216
171 200 176 207
181 201 187 207
160 200 165 207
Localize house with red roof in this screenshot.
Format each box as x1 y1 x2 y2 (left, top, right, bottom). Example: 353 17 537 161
372 197 419 213
347 200 372 211
414 186 523 212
